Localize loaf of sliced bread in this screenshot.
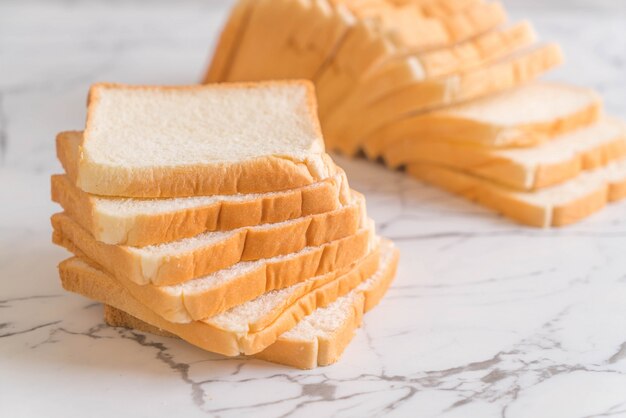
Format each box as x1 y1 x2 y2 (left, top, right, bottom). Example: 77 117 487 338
51 172 350 246
66 81 337 197
103 239 399 369
385 118 626 190
51 191 365 286
56 220 375 323
324 22 535 125
326 43 563 155
366 82 602 158
408 158 626 227
58 243 382 356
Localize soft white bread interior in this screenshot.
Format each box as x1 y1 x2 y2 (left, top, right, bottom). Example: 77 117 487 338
408 158 626 227
103 239 399 369
384 118 626 190
58 241 383 357
55 219 376 323
370 82 602 155
51 171 350 246
72 81 337 197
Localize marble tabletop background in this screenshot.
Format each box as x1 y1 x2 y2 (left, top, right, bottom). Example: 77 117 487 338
1 0 626 417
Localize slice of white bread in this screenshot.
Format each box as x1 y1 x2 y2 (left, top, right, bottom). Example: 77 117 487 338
58 242 384 357
325 43 564 155
55 221 376 323
323 22 535 119
408 158 626 227
102 240 399 369
367 82 602 158
70 81 337 197
51 172 350 246
386 119 626 190
51 192 365 286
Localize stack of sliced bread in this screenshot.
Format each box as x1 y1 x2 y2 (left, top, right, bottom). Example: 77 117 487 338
204 0 626 226
52 81 399 369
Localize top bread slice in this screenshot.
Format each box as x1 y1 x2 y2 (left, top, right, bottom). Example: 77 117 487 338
68 81 337 197
368 82 602 155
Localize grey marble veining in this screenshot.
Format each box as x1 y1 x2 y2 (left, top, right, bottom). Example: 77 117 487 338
1 1 626 417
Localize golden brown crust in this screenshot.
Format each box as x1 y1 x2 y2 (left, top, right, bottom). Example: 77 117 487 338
51 172 349 246
552 186 608 227
51 192 364 286
380 126 625 191
327 43 564 156
325 22 535 135
103 240 400 369
408 163 626 227
58 244 380 357
372 86 602 159
55 223 373 322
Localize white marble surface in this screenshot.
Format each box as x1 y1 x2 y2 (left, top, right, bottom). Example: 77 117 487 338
2 1 626 417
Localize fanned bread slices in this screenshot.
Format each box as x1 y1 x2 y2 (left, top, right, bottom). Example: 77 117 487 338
385 119 626 190
67 81 337 197
325 43 564 155
321 21 536 126
51 192 366 286
51 172 350 246
58 243 383 357
103 240 399 369
409 158 626 227
367 82 602 158
56 221 376 323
